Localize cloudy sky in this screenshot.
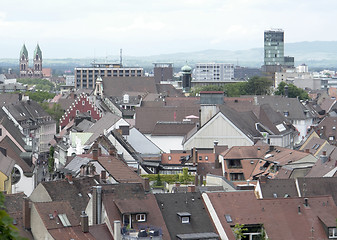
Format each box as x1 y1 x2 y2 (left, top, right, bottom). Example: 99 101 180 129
0 0 336 58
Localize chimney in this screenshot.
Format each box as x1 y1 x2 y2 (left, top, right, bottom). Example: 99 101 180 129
320 152 328 164
101 170 106 182
92 149 98 161
304 198 309 207
114 220 121 240
92 186 102 224
187 185 196 193
214 156 220 169
143 178 150 192
23 197 30 230
199 175 203 186
98 147 102 156
305 149 309 153
260 175 267 184
80 211 89 233
194 174 199 186
109 147 115 156
284 85 289 98
65 173 73 184
213 140 218 146
298 205 301 214
192 148 198 166
269 145 275 152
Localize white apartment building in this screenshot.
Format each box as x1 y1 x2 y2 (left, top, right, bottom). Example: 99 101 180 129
192 63 235 86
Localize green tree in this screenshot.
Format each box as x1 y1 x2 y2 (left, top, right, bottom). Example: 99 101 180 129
40 103 64 133
233 223 248 240
224 82 248 97
0 193 26 240
48 146 55 173
154 174 163 187
25 91 55 103
190 85 224 96
275 81 309 100
246 76 273 95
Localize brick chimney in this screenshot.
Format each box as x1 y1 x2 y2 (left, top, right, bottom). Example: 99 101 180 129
187 185 196 193
92 149 98 161
101 170 106 182
192 148 198 166
23 197 30 230
143 178 150 192
65 173 73 184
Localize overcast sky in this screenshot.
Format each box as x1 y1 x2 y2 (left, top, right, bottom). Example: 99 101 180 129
1 0 336 58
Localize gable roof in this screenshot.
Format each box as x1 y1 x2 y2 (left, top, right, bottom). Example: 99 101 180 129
205 191 337 240
258 178 298 199
151 121 196 136
0 93 20 107
48 224 112 240
84 112 121 144
256 95 313 120
37 177 97 216
155 192 218 240
135 106 199 134
33 201 79 230
0 108 26 148
97 155 143 184
0 150 15 176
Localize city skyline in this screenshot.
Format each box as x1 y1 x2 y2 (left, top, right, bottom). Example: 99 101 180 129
0 0 337 58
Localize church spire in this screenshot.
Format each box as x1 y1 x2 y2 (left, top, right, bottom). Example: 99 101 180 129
34 43 42 59
20 44 28 59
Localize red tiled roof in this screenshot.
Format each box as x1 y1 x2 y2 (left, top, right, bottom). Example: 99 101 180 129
206 191 337 240
49 224 112 240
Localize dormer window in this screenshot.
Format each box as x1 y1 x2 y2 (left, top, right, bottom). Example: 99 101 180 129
284 111 289 117
136 214 146 222
329 227 337 238
177 212 191 224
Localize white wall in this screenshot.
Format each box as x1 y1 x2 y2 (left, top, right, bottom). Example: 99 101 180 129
11 164 35 196
146 135 183 153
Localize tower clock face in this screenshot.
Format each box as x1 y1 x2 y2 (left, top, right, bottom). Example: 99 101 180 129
11 167 21 184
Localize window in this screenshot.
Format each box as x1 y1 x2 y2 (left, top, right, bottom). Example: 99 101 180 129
230 173 244 181
329 136 334 141
181 217 190 224
329 228 337 238
82 101 85 105
136 214 146 222
87 110 91 115
76 110 79 115
168 156 172 161
199 156 202 161
227 159 242 168
0 128 2 136
205 156 208 161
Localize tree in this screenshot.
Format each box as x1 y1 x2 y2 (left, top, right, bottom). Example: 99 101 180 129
48 146 55 173
233 223 248 240
0 193 26 240
190 85 224 96
246 76 273 95
224 82 248 97
275 81 309 100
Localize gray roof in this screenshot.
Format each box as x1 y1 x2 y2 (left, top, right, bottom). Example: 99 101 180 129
0 93 20 107
256 95 313 120
259 178 298 199
219 104 262 140
0 150 15 176
126 127 162 154
152 121 196 136
0 108 26 148
85 112 121 145
155 192 217 240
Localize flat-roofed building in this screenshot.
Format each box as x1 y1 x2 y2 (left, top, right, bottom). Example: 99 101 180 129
192 63 235 87
75 63 143 89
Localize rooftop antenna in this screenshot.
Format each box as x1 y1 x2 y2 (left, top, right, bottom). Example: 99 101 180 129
120 48 123 67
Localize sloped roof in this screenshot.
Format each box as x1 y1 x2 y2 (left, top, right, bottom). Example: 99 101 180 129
320 97 336 112
135 106 199 134
0 108 25 148
219 105 262 140
155 192 217 240
156 84 184 97
102 76 157 97
37 177 97 216
0 136 32 174
33 201 79 230
259 178 298 199
151 121 196 136
126 127 162 154
34 44 42 58
49 224 112 240
4 193 34 240
0 93 20 107
85 112 121 144
206 191 337 240
20 44 28 58
0 150 15 176
97 155 143 184
256 95 313 120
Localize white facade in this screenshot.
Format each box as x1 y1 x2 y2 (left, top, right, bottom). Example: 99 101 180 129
193 63 234 83
11 164 35 196
145 135 183 153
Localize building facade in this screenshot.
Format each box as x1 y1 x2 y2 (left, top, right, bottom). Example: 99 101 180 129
153 63 173 84
193 63 234 86
264 29 285 66
19 44 43 78
75 63 143 89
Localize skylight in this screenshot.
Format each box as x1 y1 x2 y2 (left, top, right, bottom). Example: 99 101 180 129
276 124 286 132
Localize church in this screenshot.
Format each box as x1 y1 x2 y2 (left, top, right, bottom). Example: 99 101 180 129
19 44 43 78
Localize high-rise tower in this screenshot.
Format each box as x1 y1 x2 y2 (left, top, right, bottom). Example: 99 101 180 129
264 29 284 66
19 44 43 78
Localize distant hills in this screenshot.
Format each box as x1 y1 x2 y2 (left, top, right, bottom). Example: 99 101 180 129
1 41 337 71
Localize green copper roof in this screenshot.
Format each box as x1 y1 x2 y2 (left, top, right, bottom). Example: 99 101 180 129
34 44 42 58
181 64 192 72
20 44 28 58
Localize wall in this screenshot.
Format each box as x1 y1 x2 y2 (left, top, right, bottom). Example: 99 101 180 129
146 135 183 153
11 164 35 196
31 204 54 240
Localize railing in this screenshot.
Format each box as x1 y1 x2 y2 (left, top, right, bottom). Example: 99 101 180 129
121 226 162 240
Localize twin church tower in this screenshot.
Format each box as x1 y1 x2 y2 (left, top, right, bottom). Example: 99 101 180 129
19 44 43 78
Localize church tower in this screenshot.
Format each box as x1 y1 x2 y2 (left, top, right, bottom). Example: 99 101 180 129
33 44 43 78
19 44 28 78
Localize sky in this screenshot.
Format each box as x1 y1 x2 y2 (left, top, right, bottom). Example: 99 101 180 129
1 0 337 58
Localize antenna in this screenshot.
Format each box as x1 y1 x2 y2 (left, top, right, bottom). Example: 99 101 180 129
120 49 123 67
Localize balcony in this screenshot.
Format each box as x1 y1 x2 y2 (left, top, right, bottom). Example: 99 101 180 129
122 226 162 240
